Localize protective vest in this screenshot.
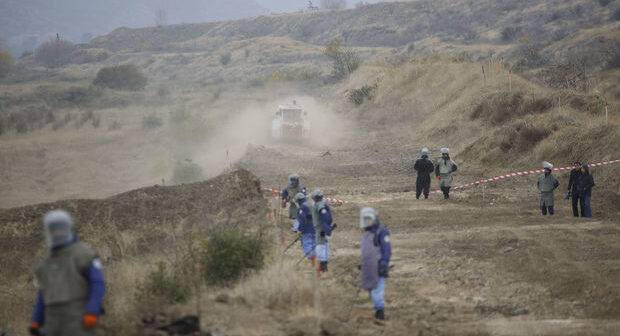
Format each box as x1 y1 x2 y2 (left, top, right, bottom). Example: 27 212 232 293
360 229 381 290
35 242 96 305
285 184 303 219
538 174 558 207
312 200 329 245
437 158 456 187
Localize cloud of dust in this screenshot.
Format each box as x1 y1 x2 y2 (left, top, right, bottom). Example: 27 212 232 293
185 94 349 179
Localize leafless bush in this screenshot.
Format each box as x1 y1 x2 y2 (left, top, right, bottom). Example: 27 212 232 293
93 64 147 91
501 27 521 42
320 0 346 9
541 58 590 92
324 38 360 81
35 39 74 68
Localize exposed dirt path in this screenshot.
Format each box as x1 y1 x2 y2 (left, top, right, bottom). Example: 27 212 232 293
238 130 620 335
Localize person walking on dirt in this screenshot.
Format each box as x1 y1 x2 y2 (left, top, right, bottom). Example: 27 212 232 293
359 207 391 321
294 192 316 262
414 147 434 199
537 161 559 216
576 164 595 218
435 148 457 199
311 189 333 273
281 174 306 231
29 210 106 336
567 161 582 217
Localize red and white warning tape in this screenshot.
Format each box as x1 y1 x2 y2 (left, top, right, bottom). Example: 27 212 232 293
262 159 620 205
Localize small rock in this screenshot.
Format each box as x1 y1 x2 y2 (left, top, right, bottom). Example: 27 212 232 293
421 320 431 329
503 246 514 253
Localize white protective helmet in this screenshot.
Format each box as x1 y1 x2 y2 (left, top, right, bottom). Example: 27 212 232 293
440 148 450 154
43 209 75 248
542 161 553 170
421 147 430 156
310 189 323 201
360 207 379 229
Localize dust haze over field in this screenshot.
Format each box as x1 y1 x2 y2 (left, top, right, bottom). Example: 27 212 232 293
1 0 620 335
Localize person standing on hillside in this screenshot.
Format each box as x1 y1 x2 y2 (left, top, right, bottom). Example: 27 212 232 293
576 164 595 218
311 189 333 273
29 210 106 336
359 207 391 321
414 147 434 199
567 161 582 217
537 161 559 216
294 192 316 264
435 148 458 199
281 174 306 231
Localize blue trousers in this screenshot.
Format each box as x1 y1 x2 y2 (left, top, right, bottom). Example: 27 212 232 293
301 233 316 259
369 277 386 310
580 194 592 218
316 242 329 262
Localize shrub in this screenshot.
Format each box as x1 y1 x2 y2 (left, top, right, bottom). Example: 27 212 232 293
470 92 552 125
324 38 361 81
172 160 203 183
407 43 415 53
200 229 265 286
135 262 188 304
93 64 147 91
219 53 232 66
0 48 13 77
34 39 74 67
348 84 377 105
142 113 163 130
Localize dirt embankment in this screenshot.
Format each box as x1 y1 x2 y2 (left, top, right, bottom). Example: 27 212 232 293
0 169 266 331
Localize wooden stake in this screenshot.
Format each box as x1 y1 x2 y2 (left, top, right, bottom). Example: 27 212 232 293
604 96 609 125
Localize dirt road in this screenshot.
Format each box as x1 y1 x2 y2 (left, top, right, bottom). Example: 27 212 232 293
238 130 620 335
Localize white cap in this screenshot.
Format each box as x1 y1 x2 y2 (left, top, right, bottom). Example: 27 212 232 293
542 161 553 170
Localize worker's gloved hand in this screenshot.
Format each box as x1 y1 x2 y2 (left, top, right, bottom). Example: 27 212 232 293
436 175 441 179
320 231 326 237
281 201 286 208
378 265 388 277
357 264 361 271
83 314 98 329
28 322 41 336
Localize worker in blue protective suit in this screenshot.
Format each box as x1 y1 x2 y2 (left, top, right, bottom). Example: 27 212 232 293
310 189 333 273
359 207 391 321
294 192 316 264
29 210 106 336
281 173 307 231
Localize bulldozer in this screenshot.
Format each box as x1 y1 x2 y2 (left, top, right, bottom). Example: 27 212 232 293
271 101 311 140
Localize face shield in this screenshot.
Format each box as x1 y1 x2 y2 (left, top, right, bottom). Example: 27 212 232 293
43 210 75 248
360 207 378 229
310 189 323 202
289 174 300 187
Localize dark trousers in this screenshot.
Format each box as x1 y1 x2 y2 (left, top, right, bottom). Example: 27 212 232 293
580 194 592 218
416 183 430 199
571 193 580 217
441 186 451 199
541 205 554 215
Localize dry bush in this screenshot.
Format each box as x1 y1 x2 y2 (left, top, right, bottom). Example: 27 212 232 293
142 112 163 130
347 84 377 106
230 260 314 311
219 52 232 66
324 38 360 81
172 160 203 183
135 261 189 305
35 39 74 68
93 64 147 91
0 48 13 77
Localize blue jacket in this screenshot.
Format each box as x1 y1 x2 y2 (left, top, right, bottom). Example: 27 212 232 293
32 239 106 325
369 221 391 269
577 166 595 196
318 201 333 236
296 199 315 234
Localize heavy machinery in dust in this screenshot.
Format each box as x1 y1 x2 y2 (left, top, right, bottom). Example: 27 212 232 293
271 101 311 140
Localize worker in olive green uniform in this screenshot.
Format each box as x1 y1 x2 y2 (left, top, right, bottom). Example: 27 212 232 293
435 148 458 199
29 210 106 336
537 161 559 216
281 174 307 231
